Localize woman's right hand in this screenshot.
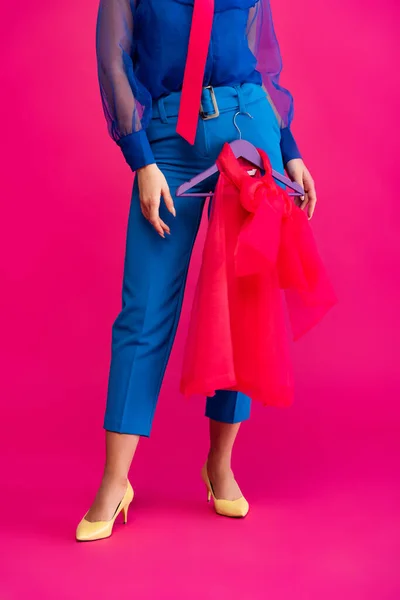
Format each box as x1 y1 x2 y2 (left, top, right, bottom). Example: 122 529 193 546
137 164 176 237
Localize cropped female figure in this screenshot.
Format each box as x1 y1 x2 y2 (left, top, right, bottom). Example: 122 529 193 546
76 0 317 541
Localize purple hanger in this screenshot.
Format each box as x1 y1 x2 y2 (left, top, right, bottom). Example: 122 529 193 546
176 139 304 198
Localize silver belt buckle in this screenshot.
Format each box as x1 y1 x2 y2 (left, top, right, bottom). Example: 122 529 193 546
200 86 220 120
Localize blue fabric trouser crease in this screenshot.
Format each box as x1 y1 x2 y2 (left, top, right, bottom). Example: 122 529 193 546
104 83 284 436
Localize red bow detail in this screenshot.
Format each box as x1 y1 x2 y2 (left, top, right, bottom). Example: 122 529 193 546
217 144 325 298
235 174 293 278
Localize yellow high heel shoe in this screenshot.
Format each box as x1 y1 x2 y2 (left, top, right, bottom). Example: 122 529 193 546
76 480 134 542
201 464 249 518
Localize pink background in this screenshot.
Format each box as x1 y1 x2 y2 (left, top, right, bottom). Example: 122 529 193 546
1 1 399 598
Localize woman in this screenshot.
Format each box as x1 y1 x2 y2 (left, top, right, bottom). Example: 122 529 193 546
76 0 317 541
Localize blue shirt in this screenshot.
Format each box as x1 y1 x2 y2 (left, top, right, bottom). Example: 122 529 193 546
96 0 301 172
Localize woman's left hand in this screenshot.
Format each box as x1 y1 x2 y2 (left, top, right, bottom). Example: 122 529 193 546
285 158 317 220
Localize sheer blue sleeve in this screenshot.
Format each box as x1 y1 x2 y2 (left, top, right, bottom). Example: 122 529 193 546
96 0 155 171
247 0 302 165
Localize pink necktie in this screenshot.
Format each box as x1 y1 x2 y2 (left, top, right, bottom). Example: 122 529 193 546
176 0 215 145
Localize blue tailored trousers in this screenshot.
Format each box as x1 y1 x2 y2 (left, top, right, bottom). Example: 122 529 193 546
104 83 284 436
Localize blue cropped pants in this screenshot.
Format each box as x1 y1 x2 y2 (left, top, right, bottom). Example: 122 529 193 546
104 83 284 436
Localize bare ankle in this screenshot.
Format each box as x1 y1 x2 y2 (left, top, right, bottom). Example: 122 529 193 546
207 449 232 473
102 471 128 488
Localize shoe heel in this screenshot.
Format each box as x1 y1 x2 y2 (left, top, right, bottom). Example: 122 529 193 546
122 503 129 524
205 485 211 502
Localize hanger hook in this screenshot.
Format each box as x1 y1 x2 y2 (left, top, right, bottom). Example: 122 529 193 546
233 111 254 140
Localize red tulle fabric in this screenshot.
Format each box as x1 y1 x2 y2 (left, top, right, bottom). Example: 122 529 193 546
180 143 337 407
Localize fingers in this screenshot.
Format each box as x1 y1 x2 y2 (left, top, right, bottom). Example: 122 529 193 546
295 175 309 212
137 165 175 237
159 218 171 235
291 175 305 209
303 172 317 220
140 198 172 238
139 197 164 237
162 186 176 217
147 201 169 237
146 183 175 237
300 195 309 213
292 168 317 219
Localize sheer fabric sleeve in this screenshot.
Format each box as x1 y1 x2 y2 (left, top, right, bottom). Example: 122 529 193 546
96 0 155 171
247 0 302 165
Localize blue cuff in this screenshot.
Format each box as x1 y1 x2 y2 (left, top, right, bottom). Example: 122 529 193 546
117 130 155 172
280 127 302 166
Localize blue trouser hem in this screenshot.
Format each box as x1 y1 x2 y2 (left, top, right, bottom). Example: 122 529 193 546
103 420 151 438
104 390 251 436
204 412 250 425
205 391 251 424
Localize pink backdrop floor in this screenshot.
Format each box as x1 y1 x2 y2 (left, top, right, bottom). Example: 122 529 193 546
1 1 399 598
